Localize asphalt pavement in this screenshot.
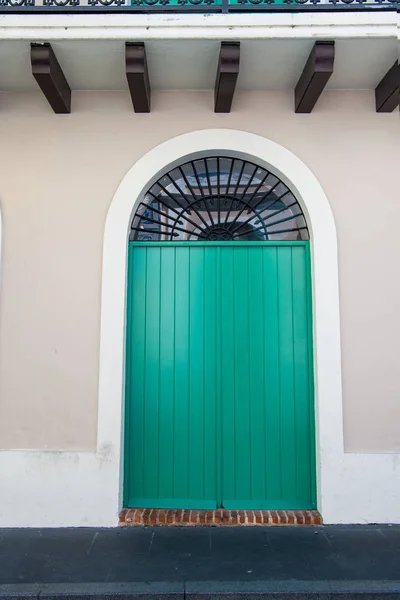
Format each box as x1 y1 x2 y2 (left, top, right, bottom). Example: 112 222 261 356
0 525 399 599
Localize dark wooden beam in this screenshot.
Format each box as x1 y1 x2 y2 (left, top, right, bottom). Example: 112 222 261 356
31 43 71 114
214 42 240 113
375 61 399 113
295 41 335 114
126 42 151 113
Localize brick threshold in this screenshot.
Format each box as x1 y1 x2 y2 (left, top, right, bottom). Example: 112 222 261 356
119 508 322 527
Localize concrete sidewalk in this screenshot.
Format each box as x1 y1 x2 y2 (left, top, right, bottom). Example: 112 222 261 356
0 525 399 599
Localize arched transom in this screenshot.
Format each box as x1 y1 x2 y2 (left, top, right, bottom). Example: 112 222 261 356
130 157 309 242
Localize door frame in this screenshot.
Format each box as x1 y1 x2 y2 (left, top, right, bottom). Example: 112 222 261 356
124 240 317 510
97 129 344 523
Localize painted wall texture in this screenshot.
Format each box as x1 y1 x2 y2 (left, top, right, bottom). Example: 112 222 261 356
0 90 398 453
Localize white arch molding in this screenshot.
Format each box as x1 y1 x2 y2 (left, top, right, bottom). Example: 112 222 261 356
98 129 345 523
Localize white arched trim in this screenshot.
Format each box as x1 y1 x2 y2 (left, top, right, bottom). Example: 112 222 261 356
98 129 344 522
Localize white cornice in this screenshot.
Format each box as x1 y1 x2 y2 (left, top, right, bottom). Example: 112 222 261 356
0 12 397 40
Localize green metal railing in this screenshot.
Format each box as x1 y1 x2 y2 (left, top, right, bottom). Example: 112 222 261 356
0 0 397 12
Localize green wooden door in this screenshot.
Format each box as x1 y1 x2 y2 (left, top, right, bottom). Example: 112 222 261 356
124 241 316 510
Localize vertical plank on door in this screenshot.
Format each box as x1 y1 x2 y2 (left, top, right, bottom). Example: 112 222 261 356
158 247 176 501
248 247 267 502
203 247 218 507
262 246 282 504
188 247 206 502
277 246 297 504
292 246 314 505
232 247 252 503
173 247 190 503
220 246 236 505
142 246 162 501
125 245 147 504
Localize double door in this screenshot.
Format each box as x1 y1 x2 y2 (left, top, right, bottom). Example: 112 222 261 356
124 242 316 510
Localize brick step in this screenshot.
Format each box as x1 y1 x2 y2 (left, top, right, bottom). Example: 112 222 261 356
119 508 322 527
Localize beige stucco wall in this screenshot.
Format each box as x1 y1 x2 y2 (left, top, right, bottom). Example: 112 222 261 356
0 89 398 452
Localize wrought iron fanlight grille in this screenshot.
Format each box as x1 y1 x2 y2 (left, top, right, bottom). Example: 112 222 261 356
130 157 309 242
